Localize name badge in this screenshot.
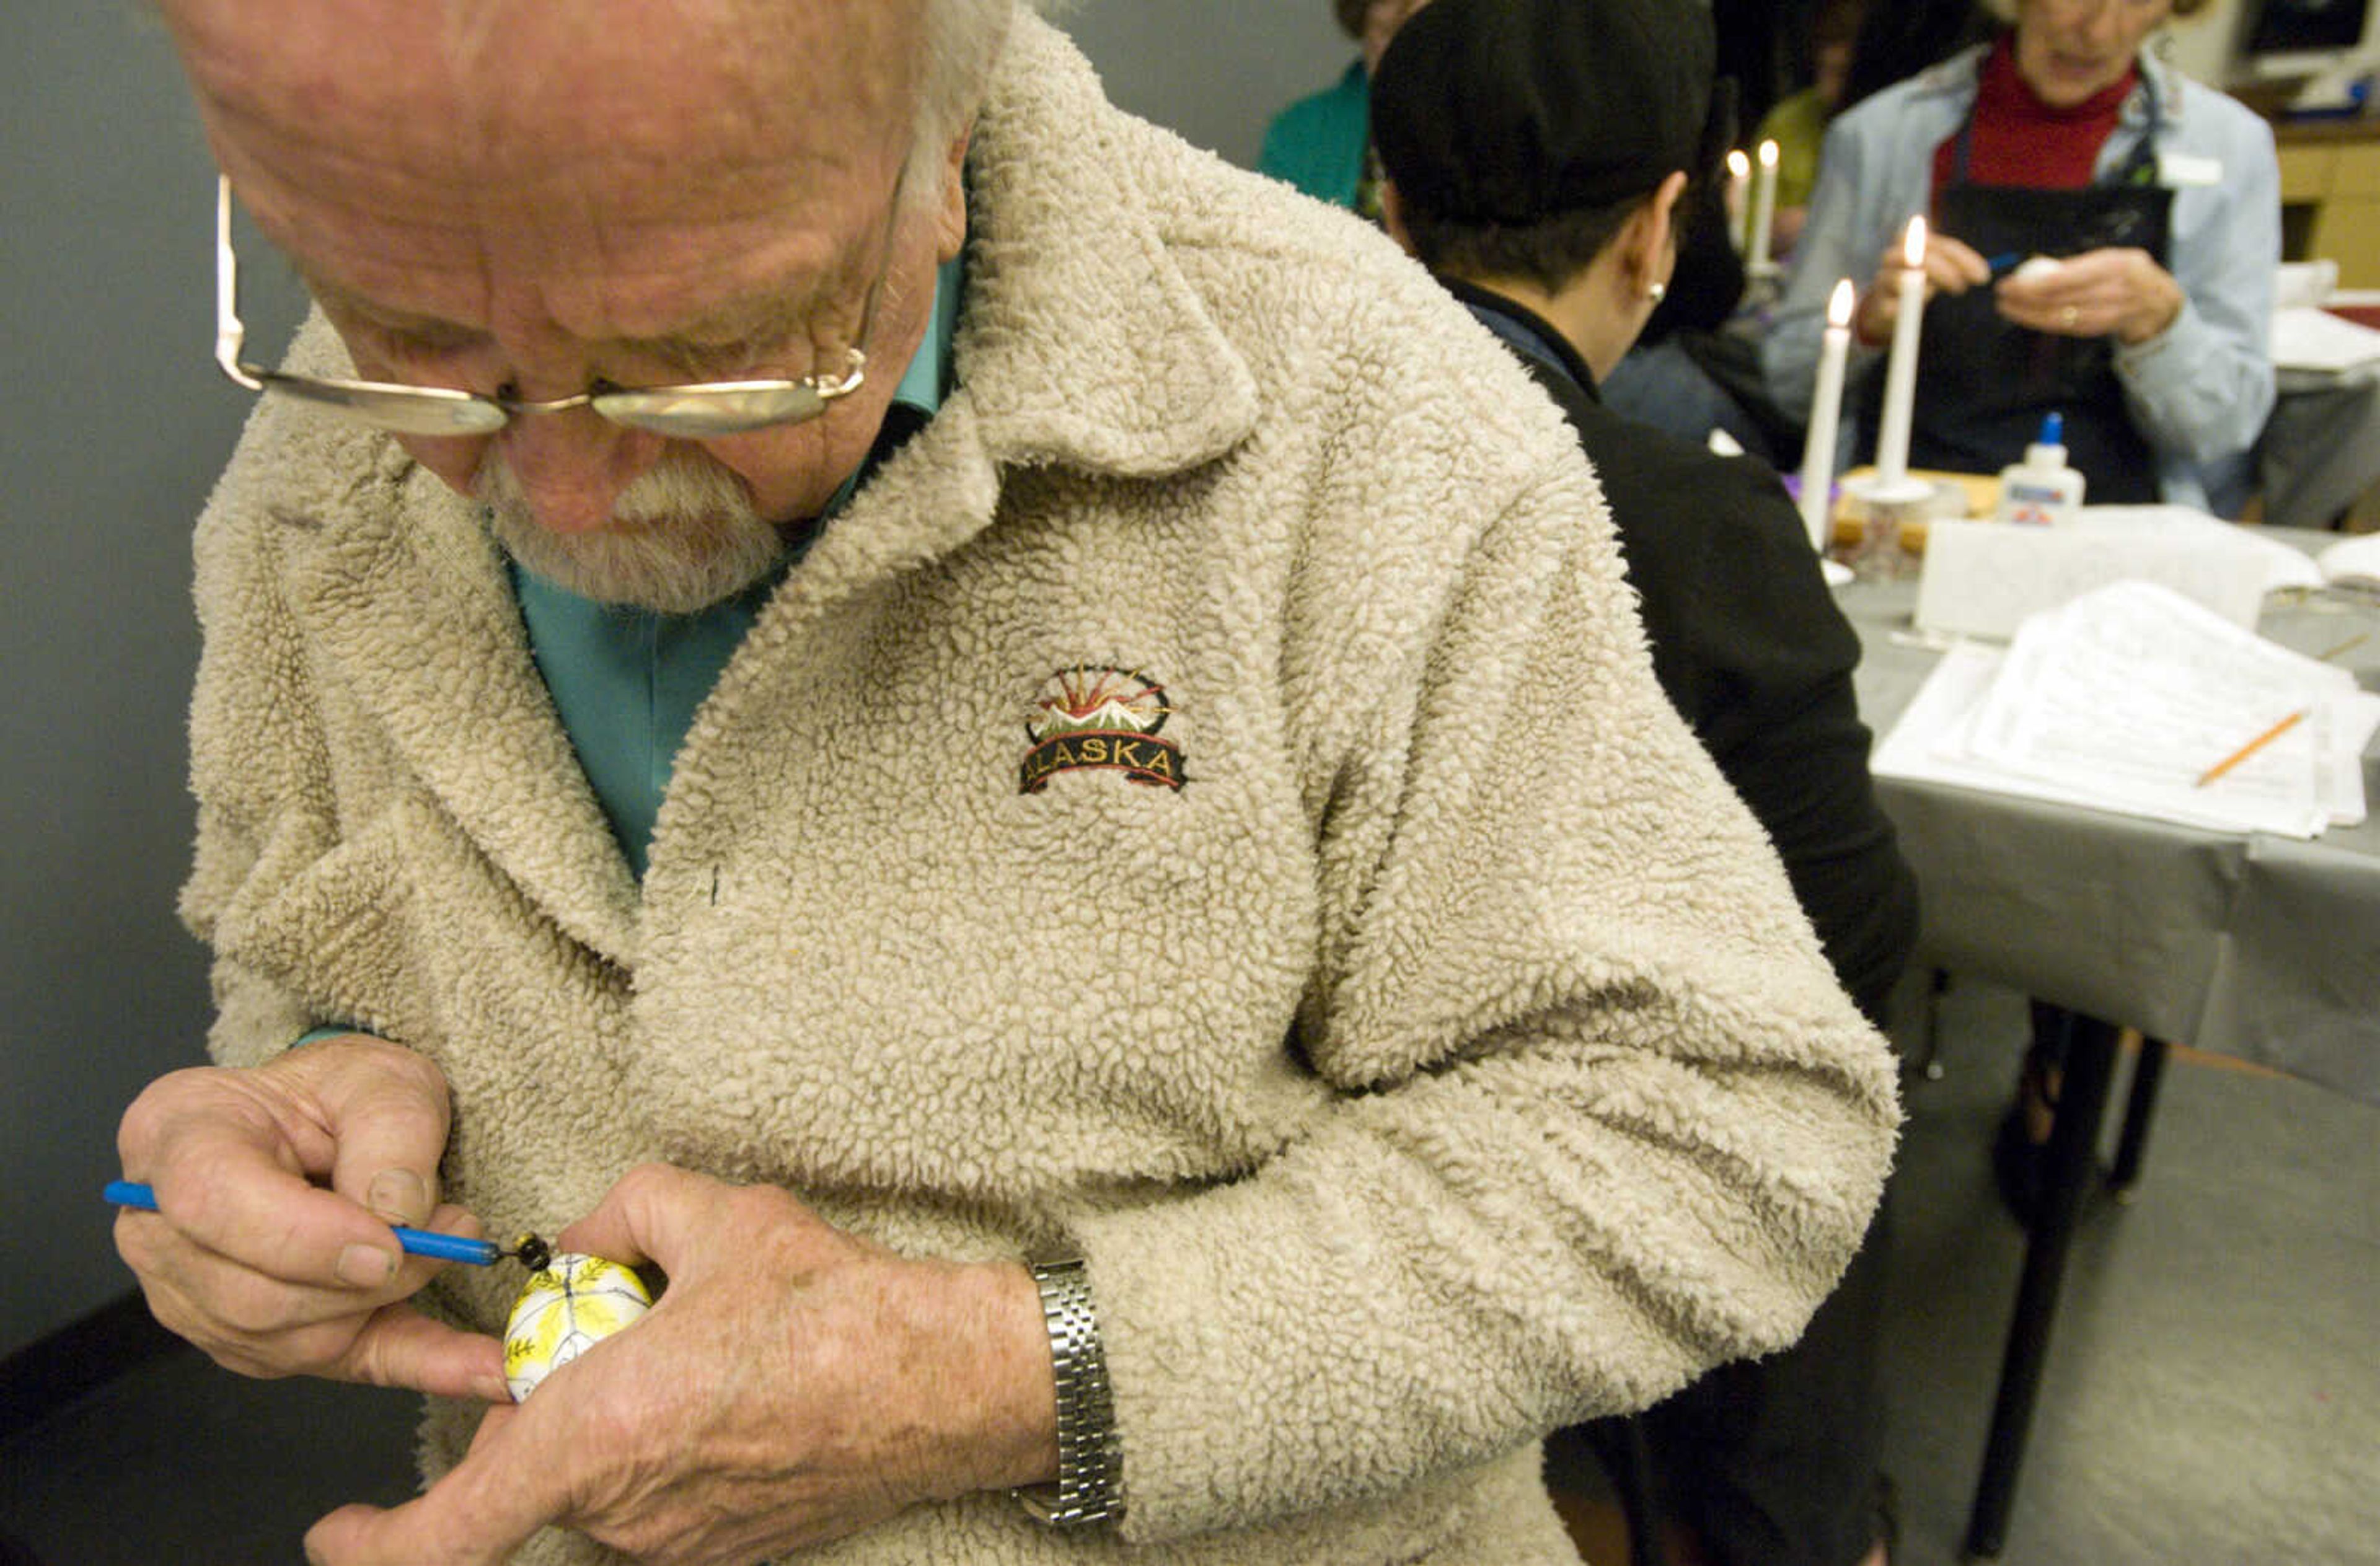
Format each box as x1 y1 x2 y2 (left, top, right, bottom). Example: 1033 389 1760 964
2157 151 2222 187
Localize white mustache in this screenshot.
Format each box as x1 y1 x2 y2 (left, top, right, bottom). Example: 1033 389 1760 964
474 451 790 614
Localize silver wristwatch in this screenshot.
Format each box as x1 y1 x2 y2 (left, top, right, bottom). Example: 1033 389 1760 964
1015 1255 1123 1528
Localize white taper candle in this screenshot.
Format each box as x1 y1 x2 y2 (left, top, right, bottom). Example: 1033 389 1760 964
1872 215 1928 489
1747 139 1780 275
1799 279 1856 552
1726 149 1751 253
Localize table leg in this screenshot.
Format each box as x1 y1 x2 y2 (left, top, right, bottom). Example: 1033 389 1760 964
1916 968 1952 1082
2109 1035 2171 1199
1962 1012 2121 1560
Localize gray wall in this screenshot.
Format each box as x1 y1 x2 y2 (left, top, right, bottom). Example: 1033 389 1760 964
0 3 1351 1359
1060 1 1351 171
1 4 280 1357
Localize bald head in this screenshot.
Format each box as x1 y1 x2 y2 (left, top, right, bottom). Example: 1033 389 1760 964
161 0 1010 224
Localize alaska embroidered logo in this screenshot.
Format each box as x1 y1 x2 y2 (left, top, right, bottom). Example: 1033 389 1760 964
1020 666 1185 794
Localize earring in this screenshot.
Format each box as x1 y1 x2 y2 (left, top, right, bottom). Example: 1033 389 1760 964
1647 281 1668 304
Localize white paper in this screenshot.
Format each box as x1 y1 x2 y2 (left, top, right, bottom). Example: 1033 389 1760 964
2270 305 2380 374
1875 581 2373 838
2316 532 2380 591
2273 260 2339 310
2069 509 2327 596
1915 514 2275 639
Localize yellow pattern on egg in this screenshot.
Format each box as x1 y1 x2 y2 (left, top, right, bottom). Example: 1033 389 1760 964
503 1252 654 1402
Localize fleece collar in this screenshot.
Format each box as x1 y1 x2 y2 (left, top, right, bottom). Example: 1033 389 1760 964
293 451 642 962
948 13 1261 479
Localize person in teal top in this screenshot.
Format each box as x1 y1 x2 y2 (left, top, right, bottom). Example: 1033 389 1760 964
1257 0 1435 214
1259 59 1370 209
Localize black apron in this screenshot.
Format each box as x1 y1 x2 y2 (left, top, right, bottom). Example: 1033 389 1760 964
1897 70 2176 503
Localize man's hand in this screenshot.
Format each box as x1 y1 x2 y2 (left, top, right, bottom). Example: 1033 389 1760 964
1994 247 2183 346
113 1034 508 1400
1855 230 1991 347
302 1164 1060 1566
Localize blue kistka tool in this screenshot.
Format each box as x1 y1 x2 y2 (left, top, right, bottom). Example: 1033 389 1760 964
104 1179 507 1266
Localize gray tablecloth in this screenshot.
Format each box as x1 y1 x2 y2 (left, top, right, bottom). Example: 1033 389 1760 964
1841 544 2380 1105
2262 365 2380 530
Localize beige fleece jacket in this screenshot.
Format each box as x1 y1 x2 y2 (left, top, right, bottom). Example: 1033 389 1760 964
179 15 1900 1564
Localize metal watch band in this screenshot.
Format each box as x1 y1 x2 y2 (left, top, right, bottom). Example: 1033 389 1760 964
1015 1256 1122 1529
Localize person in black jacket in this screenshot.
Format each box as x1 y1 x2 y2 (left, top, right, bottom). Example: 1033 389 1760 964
1373 2 1920 1563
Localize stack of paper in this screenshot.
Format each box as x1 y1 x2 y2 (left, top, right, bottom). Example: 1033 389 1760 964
2273 260 2339 311
2195 519 2379 597
2271 306 2380 374
2315 532 2380 594
1915 512 2274 639
1875 581 2380 838
2269 259 2380 372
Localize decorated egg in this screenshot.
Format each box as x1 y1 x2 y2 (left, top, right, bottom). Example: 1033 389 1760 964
503 1252 653 1402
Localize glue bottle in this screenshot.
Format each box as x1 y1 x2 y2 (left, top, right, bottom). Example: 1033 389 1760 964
1994 411 2086 526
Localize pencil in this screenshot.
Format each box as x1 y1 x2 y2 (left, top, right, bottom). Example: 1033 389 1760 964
2195 708 2306 788
102 1179 505 1266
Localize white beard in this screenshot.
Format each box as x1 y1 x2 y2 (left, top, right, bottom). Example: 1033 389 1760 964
475 450 791 615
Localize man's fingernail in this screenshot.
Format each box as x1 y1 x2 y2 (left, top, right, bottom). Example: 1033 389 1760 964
338 1243 398 1287
366 1169 428 1225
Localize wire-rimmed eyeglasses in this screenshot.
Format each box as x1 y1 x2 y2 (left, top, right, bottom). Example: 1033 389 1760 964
212 174 869 439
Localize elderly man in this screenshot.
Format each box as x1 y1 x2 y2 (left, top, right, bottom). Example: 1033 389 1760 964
113 2 1900 1562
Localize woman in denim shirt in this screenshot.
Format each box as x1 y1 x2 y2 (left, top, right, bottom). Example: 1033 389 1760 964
1762 0 2276 514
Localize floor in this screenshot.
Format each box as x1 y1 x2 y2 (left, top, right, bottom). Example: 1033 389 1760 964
2 978 2373 1565
1866 979 2379 1565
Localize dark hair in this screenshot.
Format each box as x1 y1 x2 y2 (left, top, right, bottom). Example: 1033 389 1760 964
1386 69 1727 297
1395 191 1649 296
1840 0 1994 112
1983 0 2213 14
1334 0 1368 40
1812 0 1869 48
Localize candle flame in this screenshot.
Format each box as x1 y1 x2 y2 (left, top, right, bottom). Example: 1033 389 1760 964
1827 278 1856 328
1757 139 1779 169
1902 215 1928 268
1727 149 1750 178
